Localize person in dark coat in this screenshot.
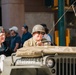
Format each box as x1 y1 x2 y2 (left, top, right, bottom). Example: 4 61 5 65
3 29 11 56
21 24 32 46
9 26 21 53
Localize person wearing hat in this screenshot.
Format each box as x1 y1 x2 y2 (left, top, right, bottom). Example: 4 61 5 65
23 24 50 47
21 24 32 46
0 27 6 55
9 26 21 53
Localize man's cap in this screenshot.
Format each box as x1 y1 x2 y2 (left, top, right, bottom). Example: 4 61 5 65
9 26 18 32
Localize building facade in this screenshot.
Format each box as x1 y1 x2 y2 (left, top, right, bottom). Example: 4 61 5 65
1 0 55 37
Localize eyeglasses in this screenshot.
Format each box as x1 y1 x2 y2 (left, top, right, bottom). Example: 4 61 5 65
34 31 45 35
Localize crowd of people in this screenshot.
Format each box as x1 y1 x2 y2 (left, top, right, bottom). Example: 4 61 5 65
0 24 52 56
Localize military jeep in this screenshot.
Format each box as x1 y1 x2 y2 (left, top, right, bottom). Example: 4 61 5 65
0 46 76 75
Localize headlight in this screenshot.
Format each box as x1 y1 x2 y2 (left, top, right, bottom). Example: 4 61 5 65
46 57 55 68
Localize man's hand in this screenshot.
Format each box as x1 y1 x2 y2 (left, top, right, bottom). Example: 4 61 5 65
36 41 44 46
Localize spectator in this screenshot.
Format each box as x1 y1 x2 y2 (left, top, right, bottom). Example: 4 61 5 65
4 29 11 49
21 24 32 46
41 24 52 44
3 29 11 56
23 24 50 47
9 26 21 53
0 27 6 55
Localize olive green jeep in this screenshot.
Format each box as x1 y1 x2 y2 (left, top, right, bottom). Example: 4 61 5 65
0 46 76 75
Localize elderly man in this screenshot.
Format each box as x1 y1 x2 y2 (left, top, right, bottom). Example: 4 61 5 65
23 24 49 47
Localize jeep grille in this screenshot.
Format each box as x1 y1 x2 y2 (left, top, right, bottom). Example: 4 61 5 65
56 57 76 75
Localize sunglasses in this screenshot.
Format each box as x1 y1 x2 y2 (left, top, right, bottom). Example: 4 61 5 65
34 31 45 35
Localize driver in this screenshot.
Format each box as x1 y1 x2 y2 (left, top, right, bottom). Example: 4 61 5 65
23 24 50 47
